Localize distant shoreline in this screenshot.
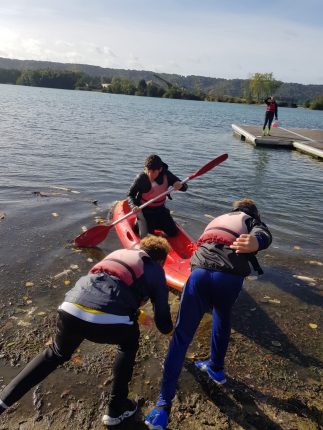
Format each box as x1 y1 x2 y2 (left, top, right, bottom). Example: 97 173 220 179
1 56 323 107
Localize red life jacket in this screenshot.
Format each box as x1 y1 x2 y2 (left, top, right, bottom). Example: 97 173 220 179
197 212 251 246
141 174 168 207
266 102 276 112
90 249 148 286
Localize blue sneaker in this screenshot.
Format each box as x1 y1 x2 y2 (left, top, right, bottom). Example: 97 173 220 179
145 407 169 430
195 359 212 371
195 359 226 385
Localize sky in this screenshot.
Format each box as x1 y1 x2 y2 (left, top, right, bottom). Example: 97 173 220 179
0 0 323 85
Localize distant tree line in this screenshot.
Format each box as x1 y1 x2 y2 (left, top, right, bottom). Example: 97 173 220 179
304 96 323 110
0 67 205 100
0 68 21 84
1 67 322 109
1 57 323 103
17 69 83 89
103 76 204 100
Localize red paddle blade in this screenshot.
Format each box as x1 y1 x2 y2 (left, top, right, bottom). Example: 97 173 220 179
74 224 112 247
188 153 228 180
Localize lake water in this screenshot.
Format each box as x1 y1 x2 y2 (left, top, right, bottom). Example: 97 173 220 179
0 83 322 267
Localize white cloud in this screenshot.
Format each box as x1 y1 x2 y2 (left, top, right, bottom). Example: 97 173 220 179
54 40 75 49
94 46 117 58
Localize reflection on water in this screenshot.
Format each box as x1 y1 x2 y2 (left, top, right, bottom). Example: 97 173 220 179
254 148 270 178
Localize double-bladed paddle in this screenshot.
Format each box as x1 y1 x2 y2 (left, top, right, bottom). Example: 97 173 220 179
74 153 228 247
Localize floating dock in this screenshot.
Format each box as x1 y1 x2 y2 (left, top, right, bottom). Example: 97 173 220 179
232 124 323 160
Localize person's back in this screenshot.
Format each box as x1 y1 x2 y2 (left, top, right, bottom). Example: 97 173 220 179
191 198 272 276
145 198 272 430
0 236 173 427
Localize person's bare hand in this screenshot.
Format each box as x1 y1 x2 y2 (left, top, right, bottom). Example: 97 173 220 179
173 181 182 191
132 206 141 214
230 234 259 253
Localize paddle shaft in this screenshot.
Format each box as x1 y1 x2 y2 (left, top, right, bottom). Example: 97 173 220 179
108 186 175 228
74 153 228 246
110 152 229 228
105 164 210 231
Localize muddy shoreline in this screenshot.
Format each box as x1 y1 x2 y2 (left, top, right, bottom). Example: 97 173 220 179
0 197 322 429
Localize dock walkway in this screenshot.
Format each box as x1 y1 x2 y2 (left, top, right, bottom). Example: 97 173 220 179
232 124 323 160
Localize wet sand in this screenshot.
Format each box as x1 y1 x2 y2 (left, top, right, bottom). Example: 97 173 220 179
0 194 322 430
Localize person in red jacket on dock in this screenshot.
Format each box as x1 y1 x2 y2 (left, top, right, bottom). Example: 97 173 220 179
263 96 278 136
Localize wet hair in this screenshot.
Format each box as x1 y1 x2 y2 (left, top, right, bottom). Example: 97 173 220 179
232 198 260 220
144 154 163 170
140 235 170 263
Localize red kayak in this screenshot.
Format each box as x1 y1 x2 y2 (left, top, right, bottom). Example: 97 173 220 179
112 200 195 292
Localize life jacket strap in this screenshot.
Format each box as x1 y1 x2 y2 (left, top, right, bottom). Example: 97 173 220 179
206 226 240 238
104 258 138 283
248 255 264 275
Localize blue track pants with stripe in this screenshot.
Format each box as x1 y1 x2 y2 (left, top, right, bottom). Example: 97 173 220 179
156 268 244 407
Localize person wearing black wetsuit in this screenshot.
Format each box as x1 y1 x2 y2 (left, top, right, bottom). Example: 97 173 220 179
128 154 188 238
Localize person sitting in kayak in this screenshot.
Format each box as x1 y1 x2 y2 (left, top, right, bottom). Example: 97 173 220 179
127 154 188 238
0 236 173 427
145 198 272 430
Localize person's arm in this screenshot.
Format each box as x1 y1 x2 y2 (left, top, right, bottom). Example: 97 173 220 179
166 170 188 192
275 103 278 119
264 97 271 105
252 221 272 250
230 221 272 254
144 262 173 334
127 173 150 209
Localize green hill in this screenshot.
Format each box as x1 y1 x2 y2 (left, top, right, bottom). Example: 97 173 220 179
0 57 322 104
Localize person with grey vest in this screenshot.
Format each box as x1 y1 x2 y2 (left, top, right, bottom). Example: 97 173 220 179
0 236 173 427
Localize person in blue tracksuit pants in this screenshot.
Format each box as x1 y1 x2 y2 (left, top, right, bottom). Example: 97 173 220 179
157 270 243 405
145 198 272 430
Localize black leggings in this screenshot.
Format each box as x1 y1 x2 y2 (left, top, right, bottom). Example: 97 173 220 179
0 310 139 412
263 111 275 130
137 206 178 238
